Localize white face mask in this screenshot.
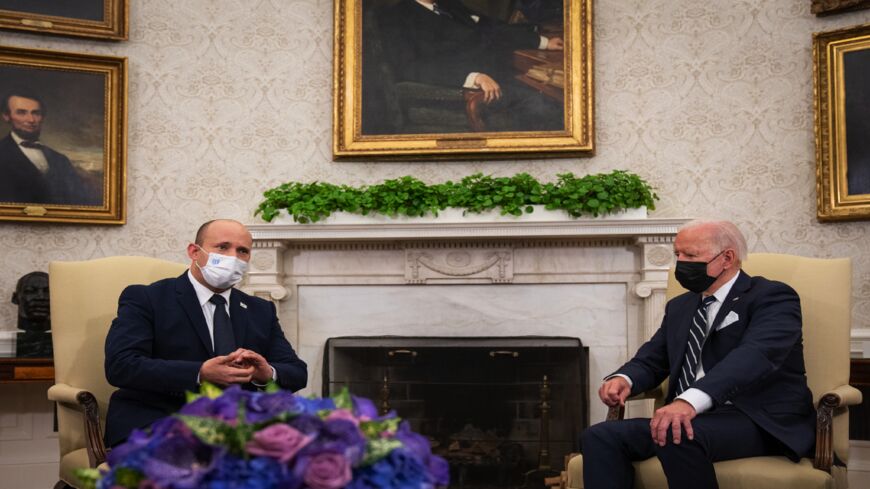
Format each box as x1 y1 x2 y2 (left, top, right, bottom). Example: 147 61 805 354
194 245 248 290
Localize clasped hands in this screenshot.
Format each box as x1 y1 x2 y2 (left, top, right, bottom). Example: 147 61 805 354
599 376 698 446
200 348 272 386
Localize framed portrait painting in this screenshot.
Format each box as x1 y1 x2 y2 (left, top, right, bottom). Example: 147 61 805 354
0 45 127 224
0 0 127 40
811 0 870 16
333 0 593 160
814 23 870 221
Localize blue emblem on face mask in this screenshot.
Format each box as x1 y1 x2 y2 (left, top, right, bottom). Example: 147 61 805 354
211 257 221 265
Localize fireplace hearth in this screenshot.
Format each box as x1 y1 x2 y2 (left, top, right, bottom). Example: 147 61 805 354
324 336 587 488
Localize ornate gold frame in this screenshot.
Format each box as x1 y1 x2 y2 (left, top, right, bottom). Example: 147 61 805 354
0 0 128 40
814 24 870 221
0 46 127 224
332 0 593 160
812 0 870 16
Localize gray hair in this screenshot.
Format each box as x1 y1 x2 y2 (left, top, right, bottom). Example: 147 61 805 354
679 219 748 263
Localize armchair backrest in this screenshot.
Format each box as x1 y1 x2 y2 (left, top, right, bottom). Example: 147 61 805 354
666 252 853 462
49 256 187 458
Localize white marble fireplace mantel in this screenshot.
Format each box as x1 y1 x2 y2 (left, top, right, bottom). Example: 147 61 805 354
244 217 690 422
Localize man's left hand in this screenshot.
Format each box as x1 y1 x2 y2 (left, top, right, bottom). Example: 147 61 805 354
650 399 696 446
233 349 274 384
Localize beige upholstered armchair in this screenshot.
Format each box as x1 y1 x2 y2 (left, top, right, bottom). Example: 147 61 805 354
48 257 187 489
566 253 862 489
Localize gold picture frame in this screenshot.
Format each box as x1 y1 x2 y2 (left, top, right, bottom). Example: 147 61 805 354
812 0 870 16
0 45 127 224
814 23 870 221
0 0 128 41
333 0 593 160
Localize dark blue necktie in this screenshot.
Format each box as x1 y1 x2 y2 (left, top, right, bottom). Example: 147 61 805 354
209 294 235 356
676 295 717 396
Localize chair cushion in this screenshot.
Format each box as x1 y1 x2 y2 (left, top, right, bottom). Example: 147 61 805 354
566 454 834 489
59 448 91 488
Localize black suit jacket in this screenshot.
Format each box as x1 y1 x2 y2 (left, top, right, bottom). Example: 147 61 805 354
381 0 541 87
104 273 308 446
614 272 816 460
0 133 100 205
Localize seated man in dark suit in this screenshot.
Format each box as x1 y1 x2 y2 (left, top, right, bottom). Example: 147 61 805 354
582 220 815 489
104 219 308 447
381 0 564 132
0 90 100 206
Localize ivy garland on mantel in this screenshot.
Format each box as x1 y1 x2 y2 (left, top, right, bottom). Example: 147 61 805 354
255 170 658 224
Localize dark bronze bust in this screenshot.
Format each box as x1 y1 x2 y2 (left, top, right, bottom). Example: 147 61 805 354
11 271 52 357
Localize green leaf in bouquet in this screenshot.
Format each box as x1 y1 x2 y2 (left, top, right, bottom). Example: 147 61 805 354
264 379 281 393
359 417 401 438
332 387 353 410
113 467 145 488
73 468 102 489
176 414 230 446
362 438 403 466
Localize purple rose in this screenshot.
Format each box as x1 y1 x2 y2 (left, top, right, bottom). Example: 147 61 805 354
325 408 360 426
427 454 450 486
246 424 314 463
303 452 352 489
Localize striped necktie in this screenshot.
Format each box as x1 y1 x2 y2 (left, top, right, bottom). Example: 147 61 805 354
676 295 717 396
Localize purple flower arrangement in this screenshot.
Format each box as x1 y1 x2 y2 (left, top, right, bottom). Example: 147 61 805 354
78 383 449 489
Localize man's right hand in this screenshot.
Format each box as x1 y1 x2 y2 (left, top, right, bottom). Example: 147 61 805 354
474 73 502 103
199 352 255 386
598 376 631 407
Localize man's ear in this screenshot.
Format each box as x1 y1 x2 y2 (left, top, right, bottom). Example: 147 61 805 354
11 291 19 305
186 243 200 261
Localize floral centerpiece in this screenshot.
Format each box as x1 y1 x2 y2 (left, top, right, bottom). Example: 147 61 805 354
78 383 449 489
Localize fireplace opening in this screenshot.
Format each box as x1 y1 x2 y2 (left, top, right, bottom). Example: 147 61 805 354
324 336 588 488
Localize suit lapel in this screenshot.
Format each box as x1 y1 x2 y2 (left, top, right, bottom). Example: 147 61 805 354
709 271 751 331
175 273 215 355
229 290 248 348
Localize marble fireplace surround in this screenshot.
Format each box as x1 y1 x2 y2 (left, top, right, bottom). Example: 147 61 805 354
244 217 689 423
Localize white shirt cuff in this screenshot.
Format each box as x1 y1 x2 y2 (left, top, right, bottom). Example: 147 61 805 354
676 388 713 413
538 35 549 50
605 373 633 388
464 72 480 88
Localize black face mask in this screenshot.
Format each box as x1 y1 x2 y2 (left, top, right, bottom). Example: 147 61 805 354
674 251 725 293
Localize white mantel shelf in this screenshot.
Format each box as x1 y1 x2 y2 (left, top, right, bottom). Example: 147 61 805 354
247 217 689 242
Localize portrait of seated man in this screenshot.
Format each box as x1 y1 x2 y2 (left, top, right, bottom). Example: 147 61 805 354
362 0 565 135
0 90 101 206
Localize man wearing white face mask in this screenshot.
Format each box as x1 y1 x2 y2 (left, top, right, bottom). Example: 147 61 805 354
104 219 308 447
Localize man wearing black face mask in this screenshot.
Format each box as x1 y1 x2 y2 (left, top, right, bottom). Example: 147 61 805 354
581 220 815 489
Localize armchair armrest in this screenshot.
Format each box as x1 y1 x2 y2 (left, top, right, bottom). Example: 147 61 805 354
814 384 863 473
606 385 665 421
47 383 107 467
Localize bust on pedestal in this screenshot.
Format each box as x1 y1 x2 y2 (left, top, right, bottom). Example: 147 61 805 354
11 271 52 358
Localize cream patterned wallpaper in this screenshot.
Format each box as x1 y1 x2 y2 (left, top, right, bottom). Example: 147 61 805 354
0 0 869 330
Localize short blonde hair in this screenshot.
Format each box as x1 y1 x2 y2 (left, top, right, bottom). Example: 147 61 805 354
680 219 748 263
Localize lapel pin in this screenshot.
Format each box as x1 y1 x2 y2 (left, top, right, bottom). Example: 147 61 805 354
732 297 740 302
240 302 248 309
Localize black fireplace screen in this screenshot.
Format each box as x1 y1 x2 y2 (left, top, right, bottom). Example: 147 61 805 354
324 336 588 488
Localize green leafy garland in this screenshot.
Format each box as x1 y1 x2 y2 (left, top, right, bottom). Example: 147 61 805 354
256 170 658 224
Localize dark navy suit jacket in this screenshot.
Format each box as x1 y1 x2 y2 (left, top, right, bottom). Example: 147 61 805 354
0 133 100 205
104 273 308 446
614 272 816 460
